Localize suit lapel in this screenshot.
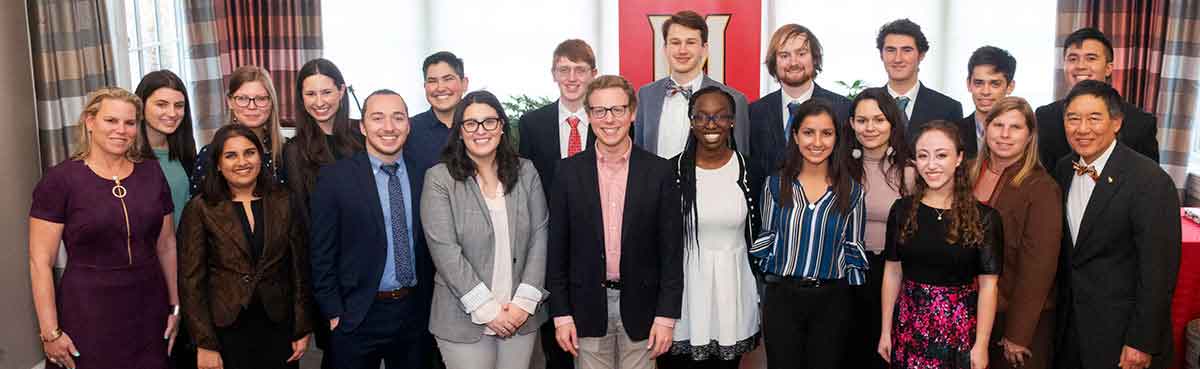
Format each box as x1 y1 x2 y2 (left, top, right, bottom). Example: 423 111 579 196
763 91 786 150
576 150 606 248
214 201 253 261
1074 146 1127 249
1055 154 1077 249
548 100 564 160
355 153 388 245
642 79 667 154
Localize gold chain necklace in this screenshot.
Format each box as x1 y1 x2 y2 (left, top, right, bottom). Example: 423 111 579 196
87 160 134 265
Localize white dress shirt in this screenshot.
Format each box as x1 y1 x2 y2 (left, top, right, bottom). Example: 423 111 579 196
557 100 589 159
656 74 704 159
780 84 815 133
887 81 921 120
1067 140 1116 244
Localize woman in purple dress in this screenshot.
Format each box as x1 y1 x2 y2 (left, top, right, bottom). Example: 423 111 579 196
29 87 180 369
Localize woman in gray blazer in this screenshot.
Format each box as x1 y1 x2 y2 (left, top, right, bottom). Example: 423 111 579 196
421 91 548 369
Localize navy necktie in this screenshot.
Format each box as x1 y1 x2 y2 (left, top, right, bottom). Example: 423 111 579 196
896 96 911 118
380 163 416 287
786 101 801 137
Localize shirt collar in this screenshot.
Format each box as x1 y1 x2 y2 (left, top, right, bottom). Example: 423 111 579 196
367 152 406 174
558 100 586 123
886 81 921 101
596 140 632 165
1077 138 1117 173
670 73 704 91
782 83 815 104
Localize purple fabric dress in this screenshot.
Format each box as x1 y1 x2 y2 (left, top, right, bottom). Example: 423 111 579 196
31 159 173 369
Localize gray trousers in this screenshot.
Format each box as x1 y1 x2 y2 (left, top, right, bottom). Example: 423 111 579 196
436 331 538 369
575 289 655 369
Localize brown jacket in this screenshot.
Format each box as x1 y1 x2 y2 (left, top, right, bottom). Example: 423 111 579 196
985 163 1062 347
178 189 313 350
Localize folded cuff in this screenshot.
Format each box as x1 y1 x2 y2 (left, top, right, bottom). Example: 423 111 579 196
653 316 676 328
460 282 493 313
553 316 574 328
470 299 500 325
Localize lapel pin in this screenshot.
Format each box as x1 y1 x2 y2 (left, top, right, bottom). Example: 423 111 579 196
1107 176 1114 183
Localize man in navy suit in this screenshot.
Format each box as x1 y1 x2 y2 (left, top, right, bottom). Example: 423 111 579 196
633 10 749 159
959 46 1018 160
310 90 435 369
748 23 851 192
516 38 599 369
1036 27 1158 170
876 19 963 141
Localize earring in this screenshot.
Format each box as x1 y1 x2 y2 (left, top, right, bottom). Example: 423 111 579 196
886 146 895 157
851 148 862 159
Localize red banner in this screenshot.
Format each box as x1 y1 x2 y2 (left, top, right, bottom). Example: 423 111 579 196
618 0 762 99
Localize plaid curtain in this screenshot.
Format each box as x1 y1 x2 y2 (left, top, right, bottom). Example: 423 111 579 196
28 0 116 170
1158 1 1200 198
184 0 322 141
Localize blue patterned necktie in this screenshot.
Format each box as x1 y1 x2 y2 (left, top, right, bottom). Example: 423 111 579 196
666 80 693 100
786 101 801 136
380 163 416 287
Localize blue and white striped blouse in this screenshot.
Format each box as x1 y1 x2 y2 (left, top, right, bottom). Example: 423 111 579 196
749 175 868 285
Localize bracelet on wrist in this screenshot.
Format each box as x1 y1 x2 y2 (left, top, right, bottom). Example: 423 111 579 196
40 328 63 343
170 304 181 316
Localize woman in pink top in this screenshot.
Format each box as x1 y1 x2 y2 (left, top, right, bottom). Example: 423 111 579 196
844 87 912 369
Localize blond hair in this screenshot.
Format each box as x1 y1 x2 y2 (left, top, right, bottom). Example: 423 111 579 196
226 65 284 165
970 96 1043 187
71 86 145 162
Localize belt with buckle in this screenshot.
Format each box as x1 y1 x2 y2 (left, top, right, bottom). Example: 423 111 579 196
375 287 413 300
601 280 623 290
763 274 838 288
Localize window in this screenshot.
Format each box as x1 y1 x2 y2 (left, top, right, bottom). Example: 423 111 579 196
108 0 191 90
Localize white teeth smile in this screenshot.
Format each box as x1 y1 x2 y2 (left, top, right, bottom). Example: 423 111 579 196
601 128 618 134
473 138 492 144
703 134 720 142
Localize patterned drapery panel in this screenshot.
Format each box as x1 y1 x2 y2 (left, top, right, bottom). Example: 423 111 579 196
28 0 116 170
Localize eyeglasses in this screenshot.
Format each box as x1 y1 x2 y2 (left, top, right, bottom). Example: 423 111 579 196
232 95 271 108
690 113 735 126
554 66 594 77
587 105 630 119
462 117 502 133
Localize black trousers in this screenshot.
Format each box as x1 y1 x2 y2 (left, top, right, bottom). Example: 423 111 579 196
762 276 852 369
844 252 889 369
215 301 298 369
331 297 429 369
540 320 574 369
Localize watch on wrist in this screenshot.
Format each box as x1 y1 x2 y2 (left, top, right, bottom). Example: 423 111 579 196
41 328 63 342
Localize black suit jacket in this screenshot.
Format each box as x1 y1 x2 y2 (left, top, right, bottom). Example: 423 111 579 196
956 113 982 160
1052 143 1179 368
1037 99 1159 170
546 146 684 341
518 101 596 200
904 83 963 143
747 84 851 194
309 152 434 332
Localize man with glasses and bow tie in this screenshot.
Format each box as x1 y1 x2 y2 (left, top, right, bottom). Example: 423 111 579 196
633 10 749 159
1053 79 1179 369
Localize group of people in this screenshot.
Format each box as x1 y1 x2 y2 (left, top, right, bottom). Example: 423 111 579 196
27 10 1181 369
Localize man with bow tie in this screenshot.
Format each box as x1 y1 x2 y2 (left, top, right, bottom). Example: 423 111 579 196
1054 79 1180 369
632 10 749 159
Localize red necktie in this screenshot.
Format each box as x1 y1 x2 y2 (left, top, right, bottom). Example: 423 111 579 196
566 116 582 157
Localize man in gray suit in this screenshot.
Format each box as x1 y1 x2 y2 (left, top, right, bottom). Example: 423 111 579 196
633 10 749 159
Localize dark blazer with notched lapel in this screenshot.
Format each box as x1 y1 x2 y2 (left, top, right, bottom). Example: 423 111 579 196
1037 99 1159 170
1052 142 1179 369
178 189 313 350
747 84 851 194
309 151 434 333
546 146 684 341
634 76 750 157
904 83 963 142
517 100 596 200
956 113 981 160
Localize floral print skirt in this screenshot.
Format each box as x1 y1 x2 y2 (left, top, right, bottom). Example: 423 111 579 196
891 279 977 369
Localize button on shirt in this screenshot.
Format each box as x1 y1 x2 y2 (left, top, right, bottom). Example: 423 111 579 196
656 75 704 158
1067 140 1116 245
558 101 589 159
780 85 815 133
368 153 416 291
597 143 632 281
887 82 921 120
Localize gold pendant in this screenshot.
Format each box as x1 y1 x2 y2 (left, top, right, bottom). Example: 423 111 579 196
112 176 127 199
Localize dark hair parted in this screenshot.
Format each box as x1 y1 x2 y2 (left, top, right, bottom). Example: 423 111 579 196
200 124 276 204
291 58 364 194
876 18 929 54
899 120 984 247
1065 79 1124 119
439 90 521 195
764 24 823 79
677 87 741 250
778 99 856 214
1063 27 1114 62
662 10 708 44
967 46 1017 83
423 51 465 78
135 69 197 172
846 87 911 196
552 39 596 70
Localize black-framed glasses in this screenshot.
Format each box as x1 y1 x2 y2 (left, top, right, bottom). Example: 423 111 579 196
587 105 630 119
232 95 271 108
690 113 735 126
462 117 503 133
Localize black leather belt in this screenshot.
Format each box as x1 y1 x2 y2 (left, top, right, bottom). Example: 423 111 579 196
763 274 839 288
375 287 413 300
601 280 623 290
